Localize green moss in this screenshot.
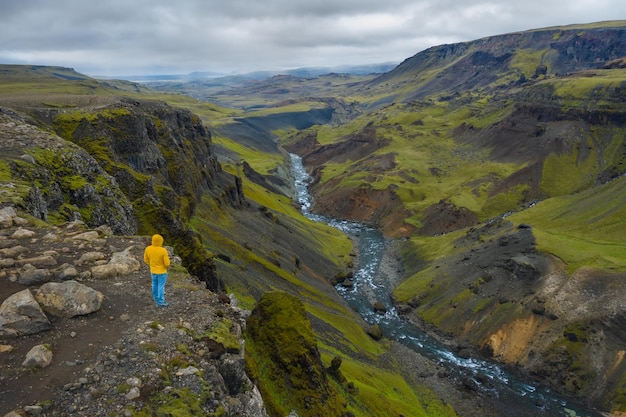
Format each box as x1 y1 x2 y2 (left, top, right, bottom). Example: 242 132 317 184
149 321 163 330
116 383 132 394
551 68 626 102
0 174 31 207
607 373 626 412
481 184 530 219
245 292 345 417
202 318 241 353
307 304 384 358
510 48 550 78
135 387 211 417
176 344 192 356
472 297 493 314
335 356 456 417
393 232 462 303
421 288 475 326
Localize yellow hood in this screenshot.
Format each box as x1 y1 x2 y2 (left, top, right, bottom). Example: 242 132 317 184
151 234 164 247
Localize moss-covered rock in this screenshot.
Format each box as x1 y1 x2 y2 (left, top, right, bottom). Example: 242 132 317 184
8 145 136 234
245 291 347 417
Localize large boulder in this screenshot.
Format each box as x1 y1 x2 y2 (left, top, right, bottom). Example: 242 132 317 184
0 289 51 337
35 280 103 318
90 246 140 279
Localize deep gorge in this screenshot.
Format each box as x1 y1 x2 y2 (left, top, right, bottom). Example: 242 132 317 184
290 153 603 417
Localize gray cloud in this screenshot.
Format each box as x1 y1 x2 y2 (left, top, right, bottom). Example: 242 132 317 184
1 0 624 76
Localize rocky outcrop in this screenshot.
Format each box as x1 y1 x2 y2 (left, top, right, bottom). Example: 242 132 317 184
245 292 347 417
417 200 478 236
21 344 53 368
1 107 136 234
395 219 626 410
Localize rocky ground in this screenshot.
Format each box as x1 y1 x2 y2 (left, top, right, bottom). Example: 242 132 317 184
0 207 266 417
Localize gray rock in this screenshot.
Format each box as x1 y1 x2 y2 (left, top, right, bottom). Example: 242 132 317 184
11 228 36 239
25 186 48 222
126 377 142 387
22 344 53 368
0 258 16 268
0 245 28 257
42 232 59 241
18 268 51 286
77 251 106 265
125 386 141 400
17 255 57 267
57 265 79 281
176 366 199 376
109 247 141 272
91 246 140 279
71 231 100 241
24 405 44 416
0 289 51 337
242 385 270 417
20 154 36 164
219 355 246 395
12 217 28 226
35 281 103 318
0 206 16 228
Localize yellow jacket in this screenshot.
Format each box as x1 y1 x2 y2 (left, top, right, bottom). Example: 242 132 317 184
143 234 171 274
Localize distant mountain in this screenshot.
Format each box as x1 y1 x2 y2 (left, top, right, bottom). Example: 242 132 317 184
244 62 399 79
107 62 398 84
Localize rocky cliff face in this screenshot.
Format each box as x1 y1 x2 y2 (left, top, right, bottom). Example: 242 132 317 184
1 107 137 235
2 97 245 292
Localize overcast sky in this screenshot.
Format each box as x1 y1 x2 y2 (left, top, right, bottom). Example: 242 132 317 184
1 0 625 77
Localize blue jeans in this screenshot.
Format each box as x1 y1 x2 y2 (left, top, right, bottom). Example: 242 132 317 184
151 273 168 306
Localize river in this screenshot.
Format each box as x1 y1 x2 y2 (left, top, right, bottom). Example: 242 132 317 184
290 153 602 417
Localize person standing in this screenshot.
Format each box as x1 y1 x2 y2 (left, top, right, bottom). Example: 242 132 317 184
143 234 171 307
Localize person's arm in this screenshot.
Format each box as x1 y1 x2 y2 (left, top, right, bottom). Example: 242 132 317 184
163 249 171 269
